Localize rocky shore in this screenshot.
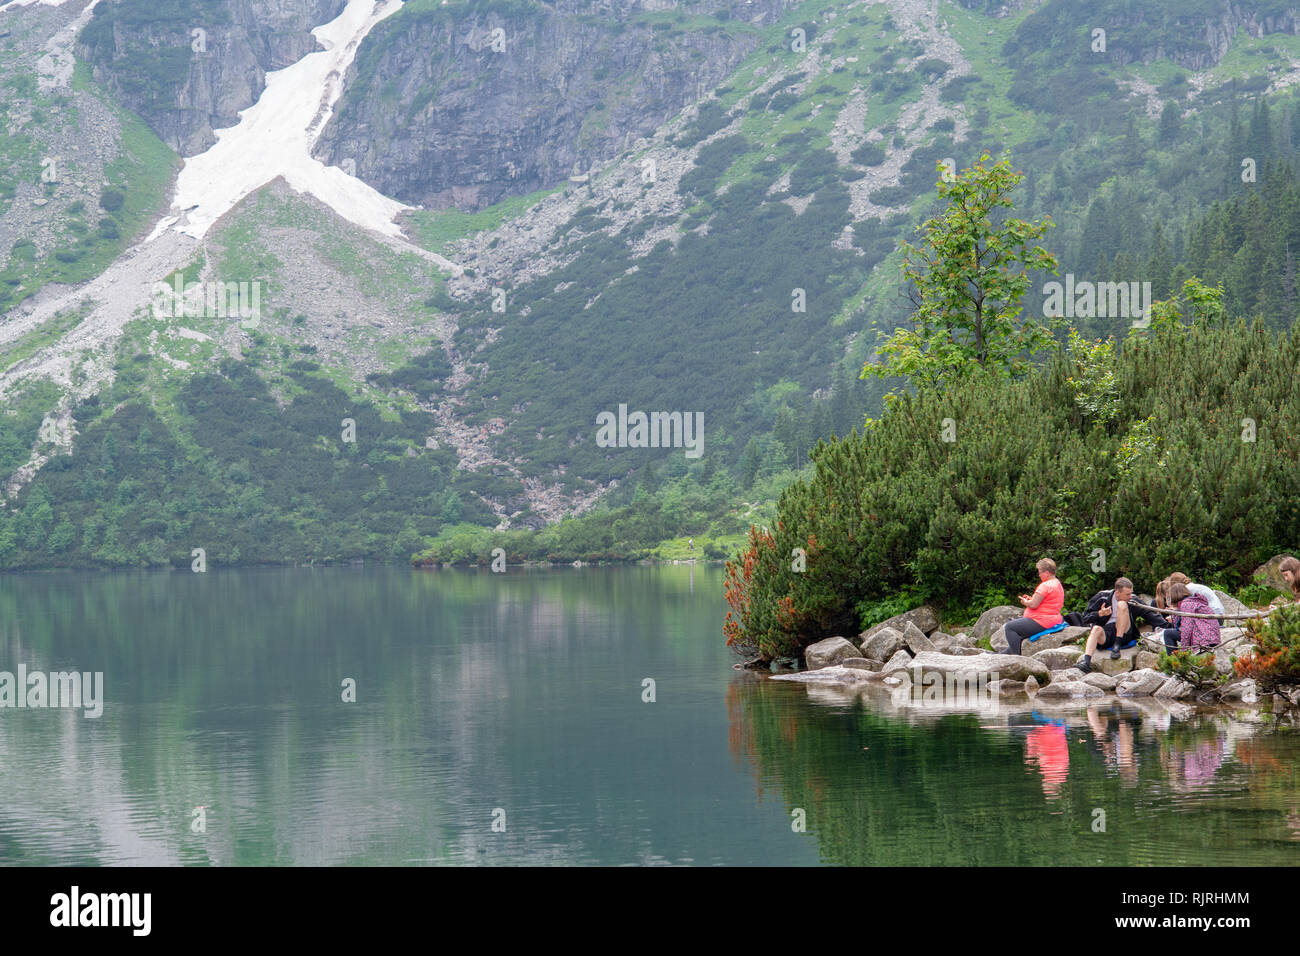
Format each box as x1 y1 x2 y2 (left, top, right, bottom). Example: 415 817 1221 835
770 599 1300 713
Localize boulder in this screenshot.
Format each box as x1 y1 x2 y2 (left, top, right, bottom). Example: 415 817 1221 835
1025 675 1040 694
992 624 1088 654
1219 678 1258 704
947 646 986 656
1053 667 1086 682
841 657 883 671
1214 590 1249 619
1033 646 1083 670
1134 650 1161 671
1116 668 1167 697
1154 677 1195 700
770 665 877 686
861 626 906 662
929 631 957 653
1036 680 1104 699
881 648 914 675
972 606 1022 641
1252 554 1298 595
860 606 940 641
804 636 862 670
1085 647 1141 676
901 621 935 654
907 650 1050 684
987 678 1028 698
1082 671 1118 691
1214 640 1253 676
950 632 977 647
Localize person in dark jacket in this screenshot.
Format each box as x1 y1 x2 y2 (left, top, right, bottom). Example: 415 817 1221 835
1077 577 1170 674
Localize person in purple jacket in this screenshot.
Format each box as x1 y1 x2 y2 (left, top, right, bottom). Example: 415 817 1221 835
1159 582 1221 651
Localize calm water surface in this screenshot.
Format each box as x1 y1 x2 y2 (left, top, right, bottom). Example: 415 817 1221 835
1 565 1297 865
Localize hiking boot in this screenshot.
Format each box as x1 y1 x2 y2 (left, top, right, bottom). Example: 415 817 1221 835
1078 655 1092 674
1109 646 1122 659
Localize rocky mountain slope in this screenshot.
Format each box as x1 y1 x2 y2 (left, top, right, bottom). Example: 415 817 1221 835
6 0 1300 568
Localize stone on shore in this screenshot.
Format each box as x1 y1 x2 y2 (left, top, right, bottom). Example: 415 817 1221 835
770 665 877 686
1219 678 1258 704
988 678 1028 697
901 621 935 654
1032 646 1083 670
1035 680 1104 699
992 624 1088 654
1116 668 1167 697
881 648 914 675
1134 649 1161 670
841 657 883 671
860 606 940 642
1052 667 1086 682
1214 590 1249 618
929 631 957 652
972 606 1021 641
1154 676 1195 700
861 626 906 662
1082 671 1118 691
1253 554 1299 594
907 651 1049 684
804 636 862 670
1083 647 1144 676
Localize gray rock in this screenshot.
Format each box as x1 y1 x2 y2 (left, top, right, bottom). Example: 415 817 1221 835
907 650 1049 684
770 665 875 686
988 678 1027 698
902 621 935 655
1134 650 1161 670
947 646 986 656
860 626 906 662
1025 675 1040 694
881 648 914 675
860 605 941 641
1033 646 1083 670
1082 671 1118 691
1053 667 1086 682
1116 668 1167 697
1035 680 1104 699
950 632 977 647
804 636 861 670
1253 554 1299 594
992 624 1088 654
929 631 956 653
1154 676 1194 700
1214 590 1250 619
841 657 883 671
1219 678 1258 704
972 606 1022 641
1214 640 1253 675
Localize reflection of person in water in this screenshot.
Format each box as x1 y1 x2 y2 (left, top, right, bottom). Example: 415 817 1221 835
1086 707 1139 786
1023 719 1070 798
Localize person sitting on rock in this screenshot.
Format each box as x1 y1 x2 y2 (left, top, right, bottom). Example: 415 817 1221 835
1158 581 1220 652
1164 572 1224 619
1004 558 1065 655
1077 577 1169 674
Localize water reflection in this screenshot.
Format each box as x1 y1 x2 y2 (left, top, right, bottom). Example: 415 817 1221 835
739 676 1300 864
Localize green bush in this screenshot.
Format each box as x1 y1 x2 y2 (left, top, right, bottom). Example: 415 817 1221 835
726 318 1300 658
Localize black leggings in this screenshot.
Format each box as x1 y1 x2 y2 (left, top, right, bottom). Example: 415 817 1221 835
1005 618 1047 656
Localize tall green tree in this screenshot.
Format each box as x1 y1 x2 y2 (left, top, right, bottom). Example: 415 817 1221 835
864 153 1058 394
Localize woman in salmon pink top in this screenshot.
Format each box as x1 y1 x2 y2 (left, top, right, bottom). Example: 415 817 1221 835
1004 558 1065 655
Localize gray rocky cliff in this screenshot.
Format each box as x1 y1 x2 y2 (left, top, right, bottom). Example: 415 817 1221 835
314 0 799 211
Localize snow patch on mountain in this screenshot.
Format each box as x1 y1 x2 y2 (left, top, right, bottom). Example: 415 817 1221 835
149 0 445 263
